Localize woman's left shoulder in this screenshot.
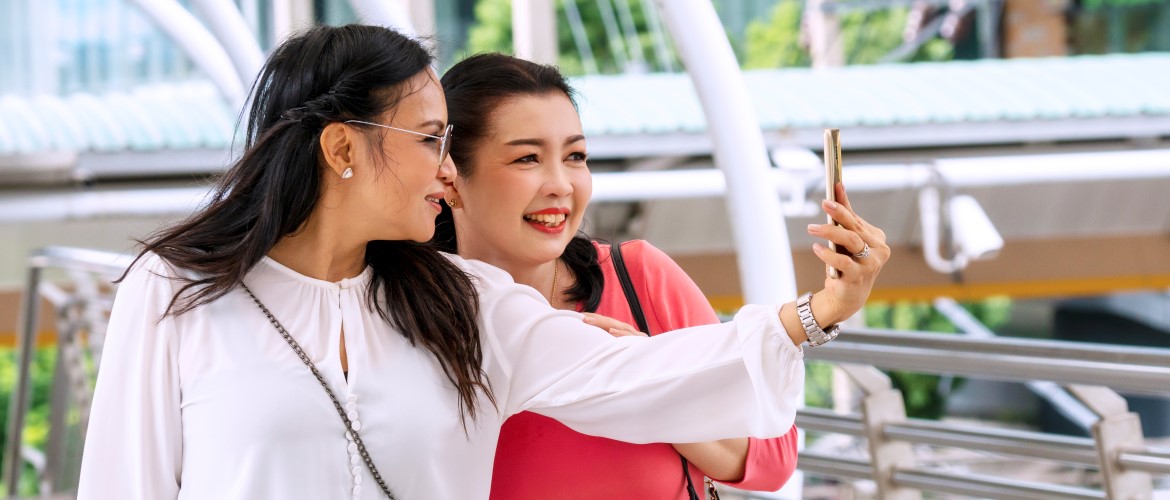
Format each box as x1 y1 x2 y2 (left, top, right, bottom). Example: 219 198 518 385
595 239 661 259
619 239 674 267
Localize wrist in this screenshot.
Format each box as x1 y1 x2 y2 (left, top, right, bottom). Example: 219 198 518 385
799 292 841 348
809 291 843 328
778 301 809 346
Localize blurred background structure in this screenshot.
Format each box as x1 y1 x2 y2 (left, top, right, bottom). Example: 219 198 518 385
2 0 1170 498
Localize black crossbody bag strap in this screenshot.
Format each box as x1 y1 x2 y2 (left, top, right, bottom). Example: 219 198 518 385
609 241 650 335
609 241 702 500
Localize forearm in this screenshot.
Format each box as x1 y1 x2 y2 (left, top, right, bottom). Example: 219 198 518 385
671 438 750 482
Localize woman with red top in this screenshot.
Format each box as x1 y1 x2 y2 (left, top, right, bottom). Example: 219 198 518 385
434 54 878 499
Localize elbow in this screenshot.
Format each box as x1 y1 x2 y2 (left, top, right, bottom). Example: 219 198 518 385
740 430 801 491
757 466 797 491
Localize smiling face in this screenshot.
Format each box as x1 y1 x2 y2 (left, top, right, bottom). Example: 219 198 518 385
449 92 592 269
333 70 455 243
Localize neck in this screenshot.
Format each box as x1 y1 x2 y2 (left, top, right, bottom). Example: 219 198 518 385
471 253 563 306
267 211 368 282
450 216 569 306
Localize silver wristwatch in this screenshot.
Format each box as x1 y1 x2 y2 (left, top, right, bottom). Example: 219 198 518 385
796 292 840 347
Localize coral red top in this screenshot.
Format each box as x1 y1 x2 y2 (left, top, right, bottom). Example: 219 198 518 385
489 240 799 499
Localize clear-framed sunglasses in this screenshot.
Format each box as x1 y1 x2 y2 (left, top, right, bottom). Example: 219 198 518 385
345 120 453 167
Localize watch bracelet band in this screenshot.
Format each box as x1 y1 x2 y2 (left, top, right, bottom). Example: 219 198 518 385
796 292 840 347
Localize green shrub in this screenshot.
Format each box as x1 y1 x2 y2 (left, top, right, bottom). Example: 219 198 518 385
0 347 62 495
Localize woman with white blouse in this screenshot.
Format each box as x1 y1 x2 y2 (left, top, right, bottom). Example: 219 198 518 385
77 25 890 500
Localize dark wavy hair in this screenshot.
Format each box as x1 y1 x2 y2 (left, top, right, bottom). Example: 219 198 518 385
435 53 604 312
129 25 493 425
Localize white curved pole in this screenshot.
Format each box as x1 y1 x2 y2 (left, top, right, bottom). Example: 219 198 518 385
126 0 246 107
654 2 799 496
191 0 265 90
654 0 797 305
348 0 416 36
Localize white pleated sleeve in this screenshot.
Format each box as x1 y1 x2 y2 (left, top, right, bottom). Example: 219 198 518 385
468 258 806 445
78 255 184 500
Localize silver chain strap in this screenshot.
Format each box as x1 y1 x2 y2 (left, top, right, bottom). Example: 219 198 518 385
242 285 396 499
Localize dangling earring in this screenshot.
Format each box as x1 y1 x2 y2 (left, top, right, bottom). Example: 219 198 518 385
341 167 353 179
446 199 459 208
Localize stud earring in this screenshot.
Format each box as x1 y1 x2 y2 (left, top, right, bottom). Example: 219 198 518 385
446 199 458 208
341 168 353 179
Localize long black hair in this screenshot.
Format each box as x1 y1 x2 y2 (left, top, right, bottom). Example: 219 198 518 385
131 25 493 424
435 53 604 312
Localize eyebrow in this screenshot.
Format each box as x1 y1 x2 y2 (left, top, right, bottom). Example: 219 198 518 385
415 119 446 130
505 135 587 147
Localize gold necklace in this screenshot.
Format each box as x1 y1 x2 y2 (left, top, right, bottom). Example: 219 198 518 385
549 259 559 304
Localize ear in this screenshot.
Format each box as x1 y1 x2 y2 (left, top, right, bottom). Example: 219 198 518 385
443 177 463 209
319 122 355 178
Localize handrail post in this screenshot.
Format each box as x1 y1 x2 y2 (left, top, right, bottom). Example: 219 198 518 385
839 364 921 500
3 257 45 497
1067 385 1152 499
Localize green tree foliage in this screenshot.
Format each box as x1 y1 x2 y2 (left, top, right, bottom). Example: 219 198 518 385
743 1 810 68
466 0 956 74
1085 0 1167 8
466 0 513 58
0 347 60 494
465 0 669 75
743 0 954 69
1071 0 1170 53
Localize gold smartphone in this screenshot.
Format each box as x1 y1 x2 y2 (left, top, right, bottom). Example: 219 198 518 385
823 129 844 279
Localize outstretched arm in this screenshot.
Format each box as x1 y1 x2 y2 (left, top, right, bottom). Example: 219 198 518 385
477 183 889 447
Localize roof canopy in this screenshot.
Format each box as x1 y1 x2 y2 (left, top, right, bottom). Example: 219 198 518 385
3 54 1169 172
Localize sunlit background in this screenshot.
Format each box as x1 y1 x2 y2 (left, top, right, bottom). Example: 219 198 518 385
2 0 1170 498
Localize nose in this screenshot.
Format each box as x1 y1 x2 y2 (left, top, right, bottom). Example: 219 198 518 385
437 154 456 183
541 163 574 200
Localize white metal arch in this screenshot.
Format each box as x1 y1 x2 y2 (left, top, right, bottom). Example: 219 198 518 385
126 0 247 107
191 0 265 91
654 2 801 497
654 0 797 304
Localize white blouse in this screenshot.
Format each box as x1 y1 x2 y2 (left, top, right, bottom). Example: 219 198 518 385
77 252 805 500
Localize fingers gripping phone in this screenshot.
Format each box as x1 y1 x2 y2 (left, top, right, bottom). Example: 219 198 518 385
823 129 846 279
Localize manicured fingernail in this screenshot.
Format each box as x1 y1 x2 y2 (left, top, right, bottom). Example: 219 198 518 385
582 316 594 323
807 224 818 232
824 200 838 210
812 243 824 252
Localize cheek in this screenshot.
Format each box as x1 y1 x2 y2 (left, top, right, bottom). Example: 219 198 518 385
574 171 593 208
460 186 508 233
365 168 412 215
474 174 529 222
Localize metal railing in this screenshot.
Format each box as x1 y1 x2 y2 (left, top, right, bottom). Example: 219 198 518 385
809 329 1170 396
801 332 1170 499
3 247 130 498
4 246 1170 499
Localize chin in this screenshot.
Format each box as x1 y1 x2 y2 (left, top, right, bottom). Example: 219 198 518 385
535 239 572 260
